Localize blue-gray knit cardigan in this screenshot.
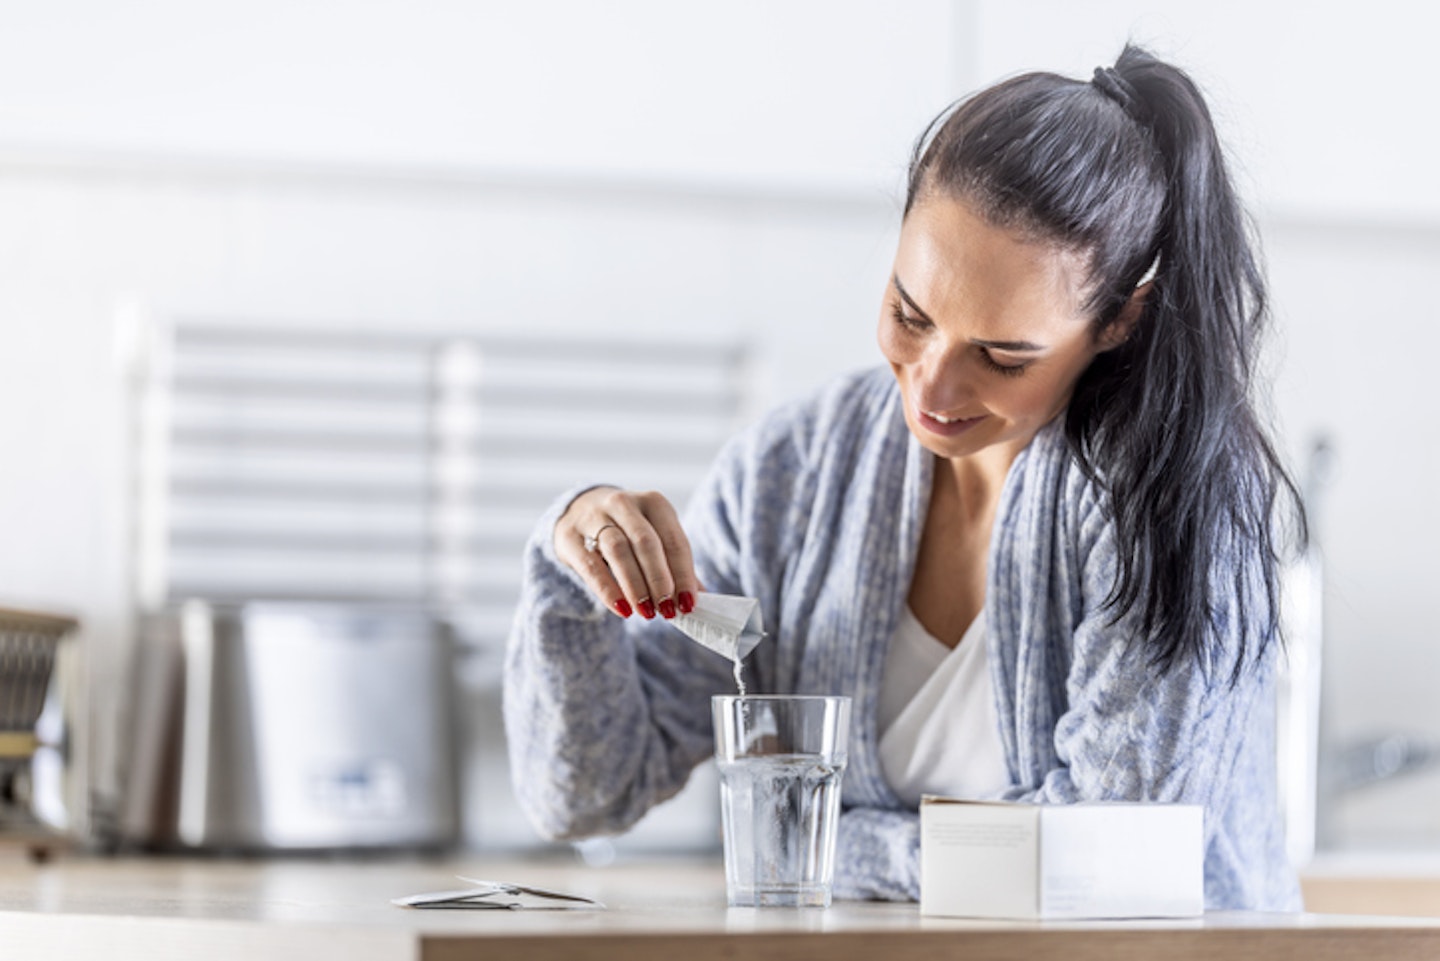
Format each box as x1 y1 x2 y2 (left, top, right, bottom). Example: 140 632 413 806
503 366 1301 910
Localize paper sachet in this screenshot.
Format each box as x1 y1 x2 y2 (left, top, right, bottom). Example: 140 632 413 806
392 876 604 910
670 592 765 662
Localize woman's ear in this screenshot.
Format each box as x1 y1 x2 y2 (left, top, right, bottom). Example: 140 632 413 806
1098 281 1152 352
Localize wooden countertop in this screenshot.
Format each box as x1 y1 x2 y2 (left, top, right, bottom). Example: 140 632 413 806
1301 852 1440 918
3 854 1440 961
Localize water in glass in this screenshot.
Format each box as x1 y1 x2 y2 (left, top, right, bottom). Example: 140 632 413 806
718 753 845 907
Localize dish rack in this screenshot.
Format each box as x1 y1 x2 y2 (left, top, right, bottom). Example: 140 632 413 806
0 607 77 855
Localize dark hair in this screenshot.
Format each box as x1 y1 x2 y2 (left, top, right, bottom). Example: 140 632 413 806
905 44 1305 680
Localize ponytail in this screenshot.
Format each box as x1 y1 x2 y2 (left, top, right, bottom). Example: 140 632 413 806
908 44 1305 680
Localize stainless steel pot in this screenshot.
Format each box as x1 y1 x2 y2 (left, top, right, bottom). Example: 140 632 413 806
120 600 459 851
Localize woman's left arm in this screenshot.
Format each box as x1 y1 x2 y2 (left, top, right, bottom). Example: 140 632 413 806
832 808 921 901
994 482 1276 819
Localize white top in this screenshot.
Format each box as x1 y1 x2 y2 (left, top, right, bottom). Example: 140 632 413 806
876 606 1011 806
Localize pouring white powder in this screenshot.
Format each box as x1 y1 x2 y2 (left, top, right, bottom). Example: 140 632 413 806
669 592 764 697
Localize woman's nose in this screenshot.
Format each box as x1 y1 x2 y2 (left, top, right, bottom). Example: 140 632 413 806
917 341 973 402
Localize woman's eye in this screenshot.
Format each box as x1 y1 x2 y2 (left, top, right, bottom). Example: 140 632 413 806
979 348 1030 377
891 304 929 332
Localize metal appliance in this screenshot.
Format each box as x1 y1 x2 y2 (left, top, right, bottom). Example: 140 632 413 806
0 607 77 857
121 600 459 851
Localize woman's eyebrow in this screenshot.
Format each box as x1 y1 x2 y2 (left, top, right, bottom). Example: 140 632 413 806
973 337 1046 352
892 274 937 326
892 274 1046 352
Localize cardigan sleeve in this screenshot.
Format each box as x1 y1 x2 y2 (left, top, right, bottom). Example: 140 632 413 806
501 480 739 841
996 471 1275 814
987 447 1295 908
832 809 921 900
1000 538 1275 812
502 400 810 842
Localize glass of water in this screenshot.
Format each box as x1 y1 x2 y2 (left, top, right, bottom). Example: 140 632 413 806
711 694 851 907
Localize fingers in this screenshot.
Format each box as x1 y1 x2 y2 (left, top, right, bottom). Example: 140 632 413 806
590 508 660 618
555 488 699 620
598 491 693 620
556 519 633 619
640 496 700 615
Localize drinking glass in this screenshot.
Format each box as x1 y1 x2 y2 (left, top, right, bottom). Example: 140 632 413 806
711 695 851 907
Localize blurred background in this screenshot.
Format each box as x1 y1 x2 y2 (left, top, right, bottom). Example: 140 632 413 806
1 0 1438 862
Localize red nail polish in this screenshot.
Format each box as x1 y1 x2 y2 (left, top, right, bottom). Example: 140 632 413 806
638 599 656 620
659 598 677 620
614 598 633 618
678 591 695 614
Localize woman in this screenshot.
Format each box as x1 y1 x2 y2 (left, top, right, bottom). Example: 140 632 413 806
504 45 1304 909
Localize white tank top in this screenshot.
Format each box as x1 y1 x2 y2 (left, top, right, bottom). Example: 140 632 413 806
876 606 1011 806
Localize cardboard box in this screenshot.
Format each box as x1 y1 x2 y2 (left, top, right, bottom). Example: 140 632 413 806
920 798 1204 920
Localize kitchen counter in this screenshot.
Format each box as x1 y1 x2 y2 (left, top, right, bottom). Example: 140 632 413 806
1301 851 1440 918
3 854 1440 961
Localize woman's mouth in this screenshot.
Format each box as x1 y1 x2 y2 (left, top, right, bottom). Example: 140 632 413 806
917 406 986 437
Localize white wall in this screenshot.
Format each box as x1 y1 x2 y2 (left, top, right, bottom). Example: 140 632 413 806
0 0 962 191
3 0 1439 850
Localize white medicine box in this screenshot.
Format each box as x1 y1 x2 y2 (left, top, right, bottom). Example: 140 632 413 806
919 798 1204 920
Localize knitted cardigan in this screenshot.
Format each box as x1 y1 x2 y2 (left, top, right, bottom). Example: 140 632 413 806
503 366 1301 909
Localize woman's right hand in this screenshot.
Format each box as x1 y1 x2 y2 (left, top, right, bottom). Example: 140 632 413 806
554 486 701 621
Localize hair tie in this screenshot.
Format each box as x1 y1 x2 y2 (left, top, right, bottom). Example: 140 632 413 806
1091 66 1142 119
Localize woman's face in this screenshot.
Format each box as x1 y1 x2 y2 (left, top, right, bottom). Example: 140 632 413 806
878 194 1119 467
